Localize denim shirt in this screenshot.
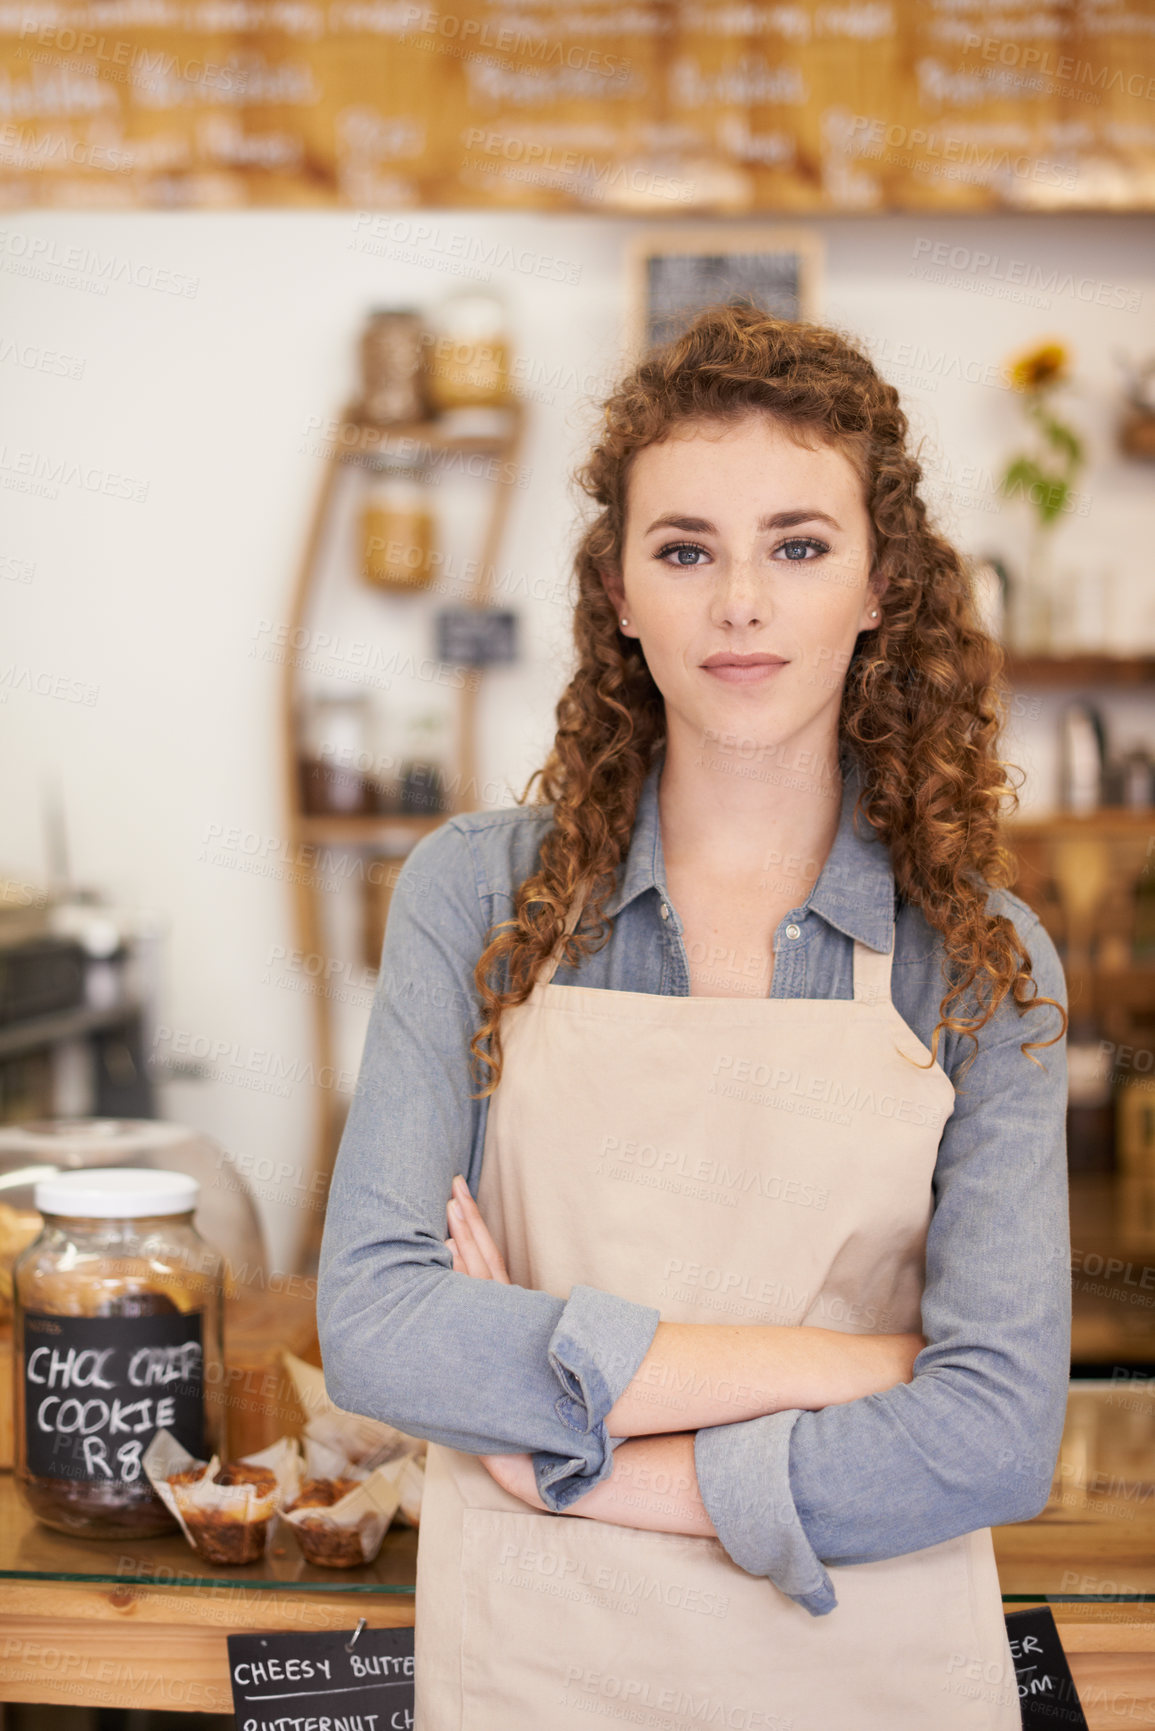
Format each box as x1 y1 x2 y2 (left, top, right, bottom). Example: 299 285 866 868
316 744 1071 1617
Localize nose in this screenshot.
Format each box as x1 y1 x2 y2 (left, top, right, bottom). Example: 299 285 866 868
712 555 767 629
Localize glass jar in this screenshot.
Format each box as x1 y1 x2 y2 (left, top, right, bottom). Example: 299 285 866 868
12 1167 224 1540
299 690 374 814
362 475 436 592
358 308 429 426
424 293 511 412
399 709 451 815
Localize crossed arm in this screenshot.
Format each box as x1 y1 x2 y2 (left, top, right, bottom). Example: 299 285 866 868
444 1173 924 1537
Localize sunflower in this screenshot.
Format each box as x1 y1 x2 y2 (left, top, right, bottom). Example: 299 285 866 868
1007 341 1069 393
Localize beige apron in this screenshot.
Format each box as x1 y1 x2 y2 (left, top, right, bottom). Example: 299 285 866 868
414 885 1022 1731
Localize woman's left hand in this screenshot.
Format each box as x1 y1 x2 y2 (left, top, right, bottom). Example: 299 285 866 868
445 1173 511 1282
477 1451 549 1510
445 1176 546 1509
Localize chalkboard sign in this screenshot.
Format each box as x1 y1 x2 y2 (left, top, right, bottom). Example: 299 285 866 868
628 227 824 356
435 606 518 667
228 1625 414 1731
23 1308 204 1484
1004 1607 1089 1728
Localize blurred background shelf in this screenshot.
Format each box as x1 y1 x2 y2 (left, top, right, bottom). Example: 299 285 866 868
1009 810 1155 834
283 398 527 1271
296 814 446 846
1004 655 1155 689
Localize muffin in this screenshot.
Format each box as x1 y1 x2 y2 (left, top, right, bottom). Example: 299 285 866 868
168 1460 278 1564
285 1475 374 1568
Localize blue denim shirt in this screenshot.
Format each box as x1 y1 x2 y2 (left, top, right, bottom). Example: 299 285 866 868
316 744 1070 1617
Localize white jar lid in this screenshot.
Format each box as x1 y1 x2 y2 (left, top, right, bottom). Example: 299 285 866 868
34 1167 199 1218
433 293 505 341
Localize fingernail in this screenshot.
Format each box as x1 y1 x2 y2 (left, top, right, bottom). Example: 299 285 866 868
449 1198 463 1220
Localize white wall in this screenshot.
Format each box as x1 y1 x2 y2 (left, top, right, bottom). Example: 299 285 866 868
3 209 1152 1271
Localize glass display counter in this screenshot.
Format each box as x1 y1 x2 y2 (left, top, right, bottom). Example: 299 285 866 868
4 1390 1155 1724
3 1178 1155 1722
0 1472 417 1592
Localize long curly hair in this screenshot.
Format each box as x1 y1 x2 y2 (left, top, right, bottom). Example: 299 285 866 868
466 302 1067 1097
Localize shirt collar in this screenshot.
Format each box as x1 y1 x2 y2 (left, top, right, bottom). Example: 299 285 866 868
601 741 896 954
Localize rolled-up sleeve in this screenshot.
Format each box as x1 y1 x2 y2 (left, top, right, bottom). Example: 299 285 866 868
693 910 1070 1615
316 818 660 1510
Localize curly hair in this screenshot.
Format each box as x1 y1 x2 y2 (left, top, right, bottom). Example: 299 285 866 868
466 301 1067 1097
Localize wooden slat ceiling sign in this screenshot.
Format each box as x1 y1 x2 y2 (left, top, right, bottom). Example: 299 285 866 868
0 2 1152 210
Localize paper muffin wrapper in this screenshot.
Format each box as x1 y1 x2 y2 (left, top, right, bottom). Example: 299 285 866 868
282 1350 426 1467
282 1460 405 1565
296 1412 425 1525
141 1428 304 1560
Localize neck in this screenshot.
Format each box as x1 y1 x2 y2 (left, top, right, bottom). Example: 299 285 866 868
657 717 844 883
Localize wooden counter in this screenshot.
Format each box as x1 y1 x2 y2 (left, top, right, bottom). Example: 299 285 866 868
2 1472 1155 1725
2 1287 1154 1723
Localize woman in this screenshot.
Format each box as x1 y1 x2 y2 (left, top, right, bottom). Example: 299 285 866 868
317 303 1070 1731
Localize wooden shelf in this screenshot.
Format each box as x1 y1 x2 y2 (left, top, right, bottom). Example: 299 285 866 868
1006 808 1155 835
284 384 528 1270
297 813 448 846
326 403 523 461
1069 1175 1155 1370
1063 964 1155 983
1002 653 1155 688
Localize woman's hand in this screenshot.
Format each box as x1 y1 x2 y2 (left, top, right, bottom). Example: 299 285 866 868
444 1175 543 1504
478 1451 549 1510
444 1173 511 1283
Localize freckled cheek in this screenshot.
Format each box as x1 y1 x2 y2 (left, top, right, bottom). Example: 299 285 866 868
631 578 703 641
783 596 864 675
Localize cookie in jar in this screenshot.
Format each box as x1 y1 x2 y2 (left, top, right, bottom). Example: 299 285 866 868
12 1167 225 1539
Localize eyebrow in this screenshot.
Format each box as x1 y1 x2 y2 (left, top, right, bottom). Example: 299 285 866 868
644 510 843 535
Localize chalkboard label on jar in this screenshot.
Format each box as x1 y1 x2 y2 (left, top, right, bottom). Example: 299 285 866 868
23 1309 204 1485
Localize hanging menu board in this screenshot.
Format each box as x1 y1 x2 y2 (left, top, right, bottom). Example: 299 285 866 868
0 2 1152 210
227 1627 415 1731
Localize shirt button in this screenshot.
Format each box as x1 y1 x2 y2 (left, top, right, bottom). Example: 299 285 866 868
785 922 801 940
660 902 670 920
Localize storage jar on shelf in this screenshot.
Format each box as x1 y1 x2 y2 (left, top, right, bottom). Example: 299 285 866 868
299 690 375 816
424 293 512 413
361 475 436 592
12 1167 224 1540
357 308 429 426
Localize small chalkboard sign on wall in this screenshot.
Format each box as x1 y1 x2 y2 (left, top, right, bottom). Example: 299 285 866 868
434 606 518 667
626 227 824 358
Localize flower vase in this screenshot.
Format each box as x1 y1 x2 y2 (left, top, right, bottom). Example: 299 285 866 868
1011 519 1056 654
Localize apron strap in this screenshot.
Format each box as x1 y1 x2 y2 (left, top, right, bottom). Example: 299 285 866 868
537 876 595 987
852 936 894 1005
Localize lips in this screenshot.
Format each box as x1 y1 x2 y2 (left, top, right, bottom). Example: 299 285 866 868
701 654 789 685
699 654 789 668
701 655 787 668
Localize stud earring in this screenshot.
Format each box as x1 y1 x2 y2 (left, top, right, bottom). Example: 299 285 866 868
621 617 629 628
870 609 879 618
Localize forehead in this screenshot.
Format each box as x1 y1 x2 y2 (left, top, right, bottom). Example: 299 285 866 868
627 415 865 508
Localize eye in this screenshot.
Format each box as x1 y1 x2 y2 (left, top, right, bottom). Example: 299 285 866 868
776 537 829 562
655 540 709 567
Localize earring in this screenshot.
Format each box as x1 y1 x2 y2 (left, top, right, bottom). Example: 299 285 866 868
870 609 878 618
621 617 629 628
